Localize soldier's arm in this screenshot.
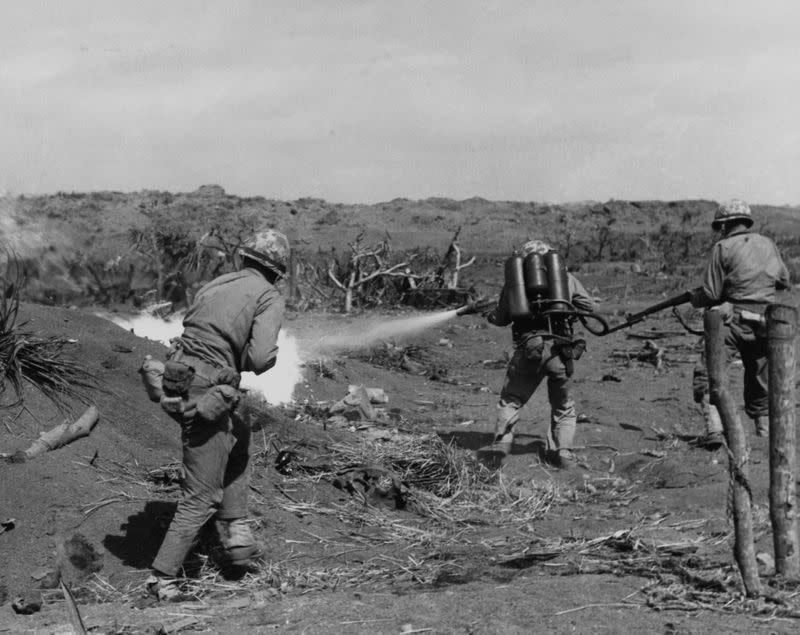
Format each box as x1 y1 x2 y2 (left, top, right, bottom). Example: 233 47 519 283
487 284 512 326
694 244 725 307
568 273 597 313
244 290 285 374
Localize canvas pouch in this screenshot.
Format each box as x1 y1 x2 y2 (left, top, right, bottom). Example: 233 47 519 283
195 384 240 424
139 356 165 402
162 360 195 396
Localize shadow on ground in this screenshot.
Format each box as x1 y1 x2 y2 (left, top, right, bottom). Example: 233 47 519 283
103 501 175 569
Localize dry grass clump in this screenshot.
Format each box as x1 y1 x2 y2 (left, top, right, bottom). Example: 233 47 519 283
351 341 430 372
1 254 99 410
327 433 557 524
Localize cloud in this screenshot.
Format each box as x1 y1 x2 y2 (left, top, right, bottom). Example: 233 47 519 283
1 1 799 202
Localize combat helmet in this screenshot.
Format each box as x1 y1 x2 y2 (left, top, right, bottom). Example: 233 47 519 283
238 229 290 277
712 199 753 230
521 239 552 256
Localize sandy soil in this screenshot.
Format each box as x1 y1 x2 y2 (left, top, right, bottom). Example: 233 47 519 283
1 280 799 634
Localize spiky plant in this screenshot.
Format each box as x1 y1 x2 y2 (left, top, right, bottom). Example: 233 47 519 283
1 253 99 410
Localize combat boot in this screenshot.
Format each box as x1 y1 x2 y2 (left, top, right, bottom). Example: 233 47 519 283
492 431 514 457
146 572 182 601
216 518 263 566
697 403 724 449
475 431 513 469
754 416 768 437
556 448 577 470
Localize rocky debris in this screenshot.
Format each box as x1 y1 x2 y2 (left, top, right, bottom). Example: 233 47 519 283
400 354 426 374
332 465 406 510
11 589 42 615
328 385 389 423
56 532 105 586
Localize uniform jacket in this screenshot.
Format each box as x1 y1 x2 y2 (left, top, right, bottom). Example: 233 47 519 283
178 267 285 374
696 228 790 308
490 272 596 342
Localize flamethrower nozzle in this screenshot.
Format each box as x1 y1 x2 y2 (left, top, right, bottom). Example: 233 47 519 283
456 296 495 317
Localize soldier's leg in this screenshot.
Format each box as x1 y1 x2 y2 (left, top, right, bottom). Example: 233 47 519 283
742 338 769 434
216 410 261 564
701 397 724 435
694 342 723 438
727 321 768 434
493 347 544 453
543 352 576 456
219 410 251 520
152 420 234 576
692 340 708 408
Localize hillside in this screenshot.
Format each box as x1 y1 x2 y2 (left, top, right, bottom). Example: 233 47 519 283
8 186 800 257
3 187 798 312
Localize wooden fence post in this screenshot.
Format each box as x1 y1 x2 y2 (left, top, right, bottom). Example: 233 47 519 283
705 309 761 596
767 303 799 578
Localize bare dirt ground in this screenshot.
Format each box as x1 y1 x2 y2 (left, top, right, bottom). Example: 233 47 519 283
1 274 799 634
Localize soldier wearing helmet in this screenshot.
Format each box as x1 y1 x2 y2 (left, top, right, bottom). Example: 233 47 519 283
481 239 597 470
690 199 790 437
148 228 289 600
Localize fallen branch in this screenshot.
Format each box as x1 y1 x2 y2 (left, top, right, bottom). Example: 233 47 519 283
60 580 88 635
10 406 100 463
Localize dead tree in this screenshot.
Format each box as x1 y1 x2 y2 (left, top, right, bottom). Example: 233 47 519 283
436 227 475 289
705 310 761 596
766 303 799 578
327 233 409 313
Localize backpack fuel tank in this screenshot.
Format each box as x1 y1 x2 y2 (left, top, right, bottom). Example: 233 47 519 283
504 250 571 319
523 253 548 300
544 251 570 312
504 254 531 319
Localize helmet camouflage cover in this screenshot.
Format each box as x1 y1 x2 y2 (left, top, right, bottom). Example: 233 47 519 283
712 199 753 230
238 229 290 276
521 239 552 256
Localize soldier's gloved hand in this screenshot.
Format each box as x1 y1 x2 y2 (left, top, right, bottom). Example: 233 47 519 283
689 287 710 308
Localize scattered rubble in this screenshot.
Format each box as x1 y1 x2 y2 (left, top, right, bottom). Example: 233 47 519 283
11 590 42 615
328 385 390 424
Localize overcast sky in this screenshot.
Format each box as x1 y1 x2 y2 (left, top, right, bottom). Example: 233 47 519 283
1 1 799 204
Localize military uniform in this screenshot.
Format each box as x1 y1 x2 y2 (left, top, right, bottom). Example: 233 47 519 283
691 205 790 433
489 272 596 464
153 242 284 576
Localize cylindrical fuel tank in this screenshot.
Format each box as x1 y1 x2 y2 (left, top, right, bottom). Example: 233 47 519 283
544 251 570 311
504 255 531 319
523 253 548 300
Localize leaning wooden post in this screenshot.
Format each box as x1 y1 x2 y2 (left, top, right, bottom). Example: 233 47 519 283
767 303 799 578
705 310 761 596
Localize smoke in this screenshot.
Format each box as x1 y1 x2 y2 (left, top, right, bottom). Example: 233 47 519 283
99 307 462 405
300 309 459 359
99 311 303 405
0 195 47 257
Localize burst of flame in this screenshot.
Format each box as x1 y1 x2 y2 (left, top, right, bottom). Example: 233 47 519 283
99 311 303 405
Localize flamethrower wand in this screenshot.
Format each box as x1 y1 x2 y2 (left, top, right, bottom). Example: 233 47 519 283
604 290 693 335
